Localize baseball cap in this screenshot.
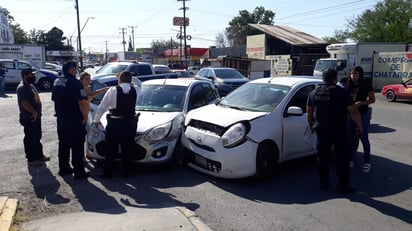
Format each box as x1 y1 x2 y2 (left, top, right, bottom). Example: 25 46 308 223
21 67 36 76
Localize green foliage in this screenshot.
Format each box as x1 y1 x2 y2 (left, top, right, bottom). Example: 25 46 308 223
151 39 179 49
226 6 275 46
10 24 30 44
328 0 412 43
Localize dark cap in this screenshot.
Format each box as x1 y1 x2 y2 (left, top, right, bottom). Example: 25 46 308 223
21 67 36 76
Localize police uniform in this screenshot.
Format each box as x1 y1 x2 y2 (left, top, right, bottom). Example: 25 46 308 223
94 82 141 177
52 73 88 177
307 84 354 190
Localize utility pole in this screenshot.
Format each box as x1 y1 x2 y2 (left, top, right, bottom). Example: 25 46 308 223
75 0 83 68
128 26 137 51
178 0 189 68
104 40 109 64
119 27 127 55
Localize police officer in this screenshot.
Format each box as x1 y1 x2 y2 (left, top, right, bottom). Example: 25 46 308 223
307 69 362 193
93 71 141 178
52 61 90 179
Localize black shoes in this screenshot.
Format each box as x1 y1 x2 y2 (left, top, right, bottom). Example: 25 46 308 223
337 185 357 193
99 171 113 179
73 171 90 180
58 168 74 176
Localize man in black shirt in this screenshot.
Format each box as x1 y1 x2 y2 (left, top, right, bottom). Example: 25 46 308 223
307 69 362 193
52 61 90 179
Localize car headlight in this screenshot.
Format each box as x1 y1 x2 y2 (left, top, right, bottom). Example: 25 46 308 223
90 123 105 137
144 122 172 142
222 123 246 148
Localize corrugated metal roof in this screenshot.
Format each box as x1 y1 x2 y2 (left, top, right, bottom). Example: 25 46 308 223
249 24 327 45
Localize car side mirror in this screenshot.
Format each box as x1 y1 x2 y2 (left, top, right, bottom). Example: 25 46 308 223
284 106 303 117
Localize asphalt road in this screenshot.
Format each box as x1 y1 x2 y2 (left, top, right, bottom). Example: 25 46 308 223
0 87 411 231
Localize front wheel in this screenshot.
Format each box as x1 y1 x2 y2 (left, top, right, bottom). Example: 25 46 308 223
386 90 396 102
37 78 53 90
255 143 277 179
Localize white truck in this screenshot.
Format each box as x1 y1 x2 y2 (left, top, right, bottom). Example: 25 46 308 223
0 44 45 69
313 42 407 87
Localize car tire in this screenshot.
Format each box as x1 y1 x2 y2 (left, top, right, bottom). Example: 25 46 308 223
386 90 396 102
170 140 187 167
255 143 277 179
37 78 53 90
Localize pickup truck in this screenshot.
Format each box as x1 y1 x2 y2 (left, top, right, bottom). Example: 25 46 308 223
0 58 59 90
92 61 177 82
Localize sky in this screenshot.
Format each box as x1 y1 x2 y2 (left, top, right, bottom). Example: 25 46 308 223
1 0 380 53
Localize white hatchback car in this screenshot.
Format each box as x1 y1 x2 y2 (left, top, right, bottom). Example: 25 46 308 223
86 78 219 165
181 76 322 179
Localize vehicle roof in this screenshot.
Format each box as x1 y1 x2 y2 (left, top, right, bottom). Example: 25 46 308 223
200 67 236 70
251 76 323 86
142 78 206 87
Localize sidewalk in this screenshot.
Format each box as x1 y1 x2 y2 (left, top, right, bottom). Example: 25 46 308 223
0 196 18 231
21 206 212 231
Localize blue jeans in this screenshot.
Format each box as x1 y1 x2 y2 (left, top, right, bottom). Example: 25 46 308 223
348 112 371 164
0 77 5 95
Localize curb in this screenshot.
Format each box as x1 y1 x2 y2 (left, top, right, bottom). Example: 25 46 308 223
0 197 18 231
176 207 213 231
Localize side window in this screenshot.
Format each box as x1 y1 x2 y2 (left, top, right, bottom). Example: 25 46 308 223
198 69 206 77
287 85 316 113
18 62 32 70
188 84 207 110
206 70 214 78
3 61 15 70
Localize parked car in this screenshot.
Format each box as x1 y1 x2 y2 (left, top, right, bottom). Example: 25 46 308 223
381 78 412 102
92 61 177 82
86 78 220 165
188 66 201 75
171 69 192 78
194 67 249 96
181 76 322 179
44 62 62 75
153 64 171 74
0 59 59 90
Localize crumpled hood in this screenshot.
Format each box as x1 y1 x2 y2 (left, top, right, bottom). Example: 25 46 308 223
136 111 181 133
186 104 266 127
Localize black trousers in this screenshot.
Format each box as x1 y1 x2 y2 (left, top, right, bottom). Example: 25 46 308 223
21 118 44 162
104 115 137 173
57 122 86 175
316 125 351 186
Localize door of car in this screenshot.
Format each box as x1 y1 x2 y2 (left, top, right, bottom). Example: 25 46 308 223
187 82 218 111
2 60 27 84
399 79 412 99
281 84 317 159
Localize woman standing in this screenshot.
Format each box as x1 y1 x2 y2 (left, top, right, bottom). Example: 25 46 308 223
346 66 375 172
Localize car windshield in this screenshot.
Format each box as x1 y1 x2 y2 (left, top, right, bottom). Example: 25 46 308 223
214 69 244 79
220 82 290 112
314 60 336 72
136 85 187 112
95 63 128 75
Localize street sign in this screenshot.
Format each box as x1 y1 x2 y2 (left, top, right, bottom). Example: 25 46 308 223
173 17 189 26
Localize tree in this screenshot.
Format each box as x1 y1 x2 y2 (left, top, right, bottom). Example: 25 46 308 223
151 39 179 49
349 0 412 43
327 0 412 43
226 6 275 46
322 29 352 43
10 24 30 44
215 31 232 48
43 27 71 50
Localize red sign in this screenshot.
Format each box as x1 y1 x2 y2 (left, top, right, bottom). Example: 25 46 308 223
173 17 189 26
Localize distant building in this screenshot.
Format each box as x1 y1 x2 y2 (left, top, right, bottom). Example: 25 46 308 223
0 7 14 44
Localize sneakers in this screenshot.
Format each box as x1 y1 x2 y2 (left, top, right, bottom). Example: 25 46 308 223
28 160 43 167
349 161 354 168
363 163 371 173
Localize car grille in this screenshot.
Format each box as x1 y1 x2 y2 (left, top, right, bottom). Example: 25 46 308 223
96 141 147 160
188 119 226 136
186 149 221 173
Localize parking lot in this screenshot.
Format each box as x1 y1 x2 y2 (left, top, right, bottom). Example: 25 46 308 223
0 86 411 230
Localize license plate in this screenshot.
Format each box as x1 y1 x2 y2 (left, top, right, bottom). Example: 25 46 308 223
195 154 207 168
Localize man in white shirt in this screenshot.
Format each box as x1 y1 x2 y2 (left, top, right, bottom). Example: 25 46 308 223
93 71 142 178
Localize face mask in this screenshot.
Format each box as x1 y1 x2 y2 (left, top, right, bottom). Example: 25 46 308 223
27 76 36 84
